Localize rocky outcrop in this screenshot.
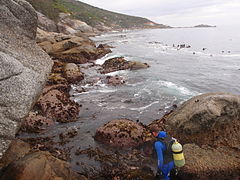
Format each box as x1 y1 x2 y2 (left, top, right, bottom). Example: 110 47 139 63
180 144 240 180
57 13 94 35
100 57 150 74
165 93 240 179
37 11 58 32
166 93 240 148
0 151 87 180
95 119 145 148
36 85 80 123
0 0 53 157
37 29 111 64
21 112 54 133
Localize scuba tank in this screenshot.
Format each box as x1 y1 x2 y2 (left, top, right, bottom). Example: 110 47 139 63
171 140 185 167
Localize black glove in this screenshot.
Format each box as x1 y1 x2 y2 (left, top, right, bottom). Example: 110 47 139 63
169 168 178 177
155 169 164 180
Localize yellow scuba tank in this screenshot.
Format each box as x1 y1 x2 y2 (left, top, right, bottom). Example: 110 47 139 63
171 140 185 167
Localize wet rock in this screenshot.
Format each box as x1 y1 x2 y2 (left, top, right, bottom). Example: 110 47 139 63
21 112 54 133
101 57 150 74
106 75 125 86
97 44 114 49
36 87 80 123
51 60 65 73
179 144 240 180
96 44 112 59
124 167 154 180
63 63 84 83
95 119 145 148
48 73 68 85
165 93 240 148
59 127 78 145
0 140 30 168
0 151 87 180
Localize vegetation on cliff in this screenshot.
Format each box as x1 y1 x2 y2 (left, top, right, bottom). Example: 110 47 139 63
26 0 170 30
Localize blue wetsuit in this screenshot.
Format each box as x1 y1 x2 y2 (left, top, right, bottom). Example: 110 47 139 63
154 135 175 180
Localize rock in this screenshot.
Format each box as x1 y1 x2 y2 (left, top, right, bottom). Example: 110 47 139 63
128 61 150 70
106 75 125 86
164 93 240 179
0 151 87 180
37 11 57 32
57 13 93 35
36 86 80 123
179 144 240 180
0 140 30 168
48 73 68 85
38 41 53 54
21 112 54 133
63 63 84 83
165 93 240 149
101 57 150 74
0 0 53 157
36 29 111 64
95 119 145 148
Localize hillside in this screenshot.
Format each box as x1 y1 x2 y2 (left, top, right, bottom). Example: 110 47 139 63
26 0 169 30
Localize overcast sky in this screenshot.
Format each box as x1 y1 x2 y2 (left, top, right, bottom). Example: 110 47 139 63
79 0 240 27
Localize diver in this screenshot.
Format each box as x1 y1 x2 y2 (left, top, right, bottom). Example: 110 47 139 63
151 128 185 180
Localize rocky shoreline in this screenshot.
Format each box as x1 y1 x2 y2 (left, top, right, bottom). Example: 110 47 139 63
0 1 239 180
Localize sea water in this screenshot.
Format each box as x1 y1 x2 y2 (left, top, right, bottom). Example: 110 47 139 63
73 26 240 125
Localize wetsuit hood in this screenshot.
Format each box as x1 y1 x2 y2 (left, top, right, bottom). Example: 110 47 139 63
157 131 167 138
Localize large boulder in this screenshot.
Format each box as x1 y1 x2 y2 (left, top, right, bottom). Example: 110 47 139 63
0 0 53 158
101 57 150 74
0 140 30 168
36 85 80 123
0 151 87 180
165 93 240 179
63 63 84 83
180 144 240 180
95 119 145 148
165 93 240 148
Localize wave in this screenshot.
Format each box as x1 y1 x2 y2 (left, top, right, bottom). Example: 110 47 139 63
129 101 159 112
157 80 199 96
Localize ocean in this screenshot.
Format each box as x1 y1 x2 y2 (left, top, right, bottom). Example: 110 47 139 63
73 26 240 125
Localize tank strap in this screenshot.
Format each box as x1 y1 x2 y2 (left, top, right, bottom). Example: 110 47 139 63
173 150 183 154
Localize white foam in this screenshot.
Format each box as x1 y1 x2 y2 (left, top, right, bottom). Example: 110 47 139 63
95 54 124 65
105 70 129 76
130 101 159 111
158 80 198 96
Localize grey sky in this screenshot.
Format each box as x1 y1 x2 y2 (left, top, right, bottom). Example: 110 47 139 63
79 0 240 27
